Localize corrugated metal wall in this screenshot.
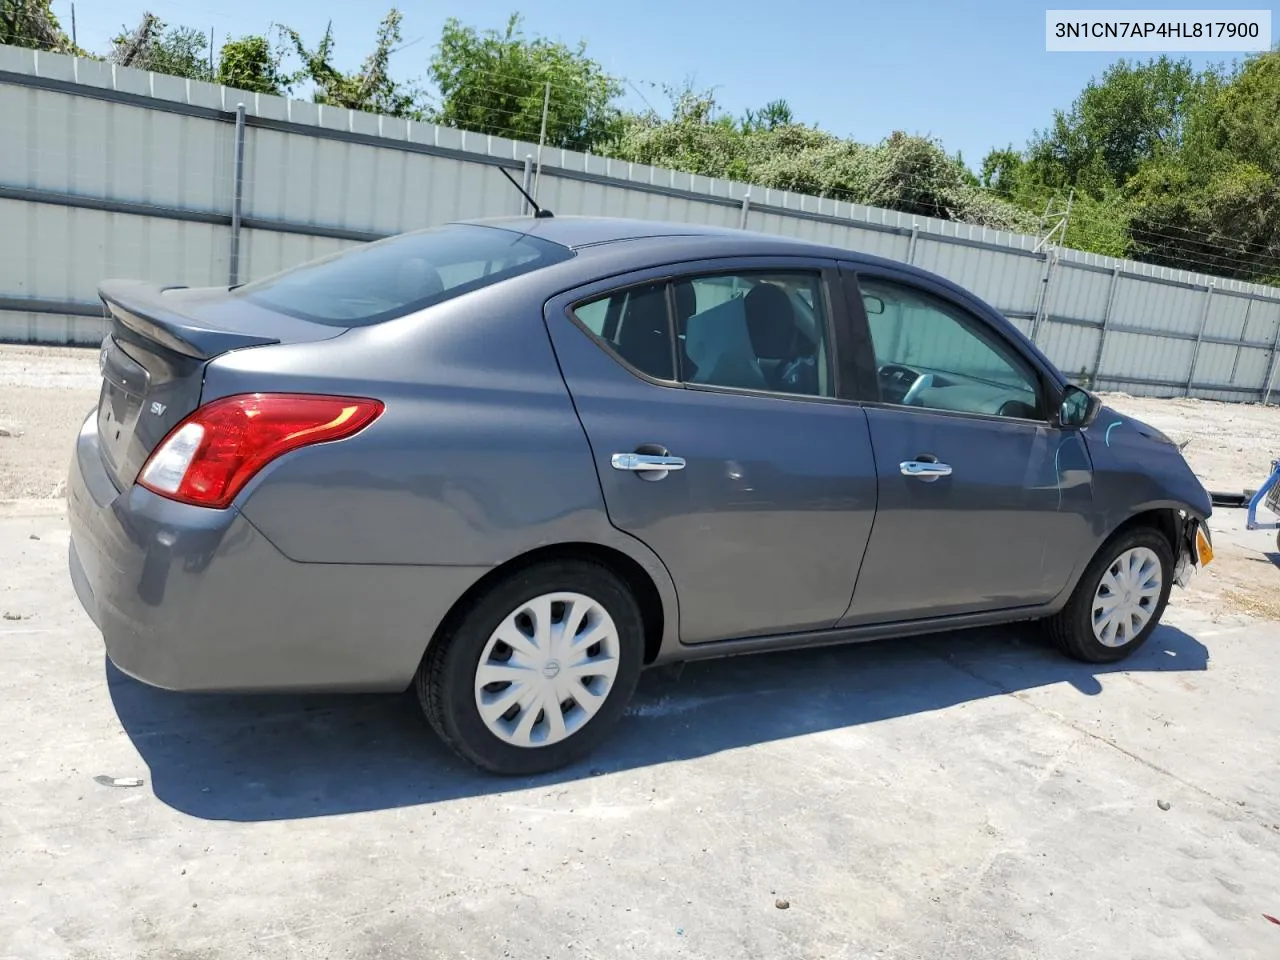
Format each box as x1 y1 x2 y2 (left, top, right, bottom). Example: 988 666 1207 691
3 45 1280 403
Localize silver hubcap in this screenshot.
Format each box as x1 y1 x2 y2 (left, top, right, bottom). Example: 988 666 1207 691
1092 546 1162 647
474 592 620 748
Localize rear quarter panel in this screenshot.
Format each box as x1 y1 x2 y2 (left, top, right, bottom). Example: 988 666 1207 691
203 273 630 568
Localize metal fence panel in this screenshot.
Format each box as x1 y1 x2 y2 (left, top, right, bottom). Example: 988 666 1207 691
4 45 1280 401
0 310 105 344
1101 331 1197 381
1048 264 1112 324
240 230 355 284
0 198 228 307
1231 345 1272 388
1192 341 1240 384
912 241 1042 315
1110 277 1206 337
1038 321 1102 379
1204 292 1253 342
1244 299 1280 345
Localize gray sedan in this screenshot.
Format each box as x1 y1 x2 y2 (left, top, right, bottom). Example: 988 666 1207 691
67 216 1214 774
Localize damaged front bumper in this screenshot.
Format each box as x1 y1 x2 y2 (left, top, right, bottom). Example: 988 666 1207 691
1174 515 1213 588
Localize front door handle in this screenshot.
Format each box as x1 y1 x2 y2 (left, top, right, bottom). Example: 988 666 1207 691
612 452 686 475
900 459 952 481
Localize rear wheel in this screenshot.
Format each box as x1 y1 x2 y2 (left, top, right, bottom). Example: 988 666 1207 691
1048 527 1173 663
417 559 644 775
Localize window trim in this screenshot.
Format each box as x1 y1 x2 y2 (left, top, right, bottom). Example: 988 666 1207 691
561 258 849 404
845 267 1061 426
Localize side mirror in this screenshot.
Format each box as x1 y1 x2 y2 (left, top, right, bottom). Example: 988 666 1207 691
862 294 885 315
1058 383 1101 429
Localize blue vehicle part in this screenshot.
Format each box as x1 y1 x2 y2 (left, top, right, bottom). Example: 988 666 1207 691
1246 459 1280 531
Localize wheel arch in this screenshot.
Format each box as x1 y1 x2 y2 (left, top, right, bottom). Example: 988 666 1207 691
1107 505 1184 555
1051 503 1193 613
425 540 676 669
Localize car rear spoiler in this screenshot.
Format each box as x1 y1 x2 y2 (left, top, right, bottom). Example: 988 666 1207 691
99 280 280 360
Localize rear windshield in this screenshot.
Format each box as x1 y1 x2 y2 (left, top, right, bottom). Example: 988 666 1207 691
233 223 572 326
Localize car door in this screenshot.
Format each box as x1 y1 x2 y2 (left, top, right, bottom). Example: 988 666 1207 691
543 257 878 645
838 264 1096 625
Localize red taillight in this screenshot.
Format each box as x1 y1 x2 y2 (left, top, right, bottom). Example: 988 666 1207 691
137 393 384 508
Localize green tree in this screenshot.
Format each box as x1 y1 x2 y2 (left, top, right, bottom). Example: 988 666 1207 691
429 13 623 149
741 99 794 133
1024 56 1216 194
2 0 76 52
611 86 1036 231
217 35 288 96
281 8 424 117
1122 50 1280 282
110 13 212 80
1198 48 1280 178
979 146 1023 197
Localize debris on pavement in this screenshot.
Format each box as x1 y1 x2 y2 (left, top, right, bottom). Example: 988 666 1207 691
1157 799 1171 811
93 776 145 788
775 898 790 910
2 612 24 621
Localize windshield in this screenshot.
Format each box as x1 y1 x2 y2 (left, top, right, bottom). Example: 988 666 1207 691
233 223 572 326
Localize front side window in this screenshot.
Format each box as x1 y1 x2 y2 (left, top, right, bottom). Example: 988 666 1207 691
235 224 572 326
859 277 1042 419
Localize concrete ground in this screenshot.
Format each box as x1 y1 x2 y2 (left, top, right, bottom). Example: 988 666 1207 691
2 345 1280 958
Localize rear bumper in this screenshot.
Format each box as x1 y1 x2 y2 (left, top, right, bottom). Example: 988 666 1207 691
67 412 488 693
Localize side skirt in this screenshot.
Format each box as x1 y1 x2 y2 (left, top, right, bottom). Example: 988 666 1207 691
655 602 1060 665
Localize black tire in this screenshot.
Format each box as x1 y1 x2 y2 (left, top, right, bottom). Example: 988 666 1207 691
1047 526 1174 663
416 559 645 775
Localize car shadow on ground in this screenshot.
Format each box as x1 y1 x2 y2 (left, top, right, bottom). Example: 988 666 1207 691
108 623 1208 822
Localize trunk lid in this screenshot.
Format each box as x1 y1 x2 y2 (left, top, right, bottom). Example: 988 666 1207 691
95 280 344 491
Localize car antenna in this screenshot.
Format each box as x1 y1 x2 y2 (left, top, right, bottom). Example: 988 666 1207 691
499 166 554 219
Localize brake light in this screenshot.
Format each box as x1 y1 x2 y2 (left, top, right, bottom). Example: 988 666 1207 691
137 393 383 508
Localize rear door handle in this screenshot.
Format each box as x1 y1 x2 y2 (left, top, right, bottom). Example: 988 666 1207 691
612 453 686 473
900 460 952 481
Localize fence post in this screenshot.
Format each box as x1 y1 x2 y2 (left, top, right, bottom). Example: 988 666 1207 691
1226 297 1252 387
228 102 246 286
1263 319 1280 406
533 82 550 202
738 192 751 230
906 225 919 264
520 155 533 215
1185 283 1215 397
1029 249 1059 346
1089 265 1121 388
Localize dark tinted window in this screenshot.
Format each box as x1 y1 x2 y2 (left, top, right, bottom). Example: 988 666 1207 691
235 224 571 326
571 283 674 380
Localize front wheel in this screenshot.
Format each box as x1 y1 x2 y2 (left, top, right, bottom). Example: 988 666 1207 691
416 559 645 775
1047 527 1174 663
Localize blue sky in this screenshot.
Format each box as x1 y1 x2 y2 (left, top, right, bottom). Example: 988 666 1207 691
55 0 1269 168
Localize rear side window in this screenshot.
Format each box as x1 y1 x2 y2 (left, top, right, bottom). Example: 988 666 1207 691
234 224 572 326
571 282 674 381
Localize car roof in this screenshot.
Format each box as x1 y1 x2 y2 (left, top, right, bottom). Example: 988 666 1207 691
462 215 758 248
458 214 939 281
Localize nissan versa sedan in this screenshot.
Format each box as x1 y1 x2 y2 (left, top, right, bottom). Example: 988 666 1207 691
67 215 1215 775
